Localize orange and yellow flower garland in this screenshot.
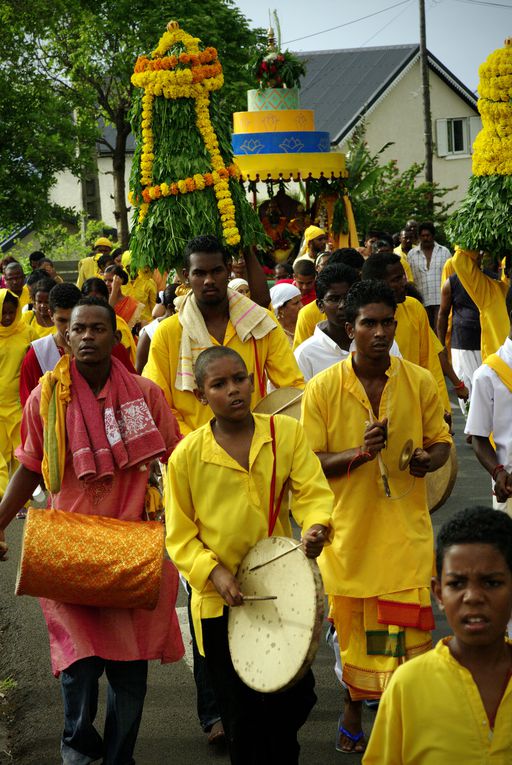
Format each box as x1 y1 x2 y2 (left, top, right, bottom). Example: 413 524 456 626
130 21 241 246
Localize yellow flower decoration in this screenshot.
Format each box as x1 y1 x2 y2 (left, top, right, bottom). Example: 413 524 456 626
131 21 240 243
473 38 512 176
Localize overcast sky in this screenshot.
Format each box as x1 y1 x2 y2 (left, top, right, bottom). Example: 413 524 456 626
234 0 511 93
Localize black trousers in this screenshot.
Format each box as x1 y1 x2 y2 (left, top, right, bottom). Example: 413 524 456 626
202 611 317 765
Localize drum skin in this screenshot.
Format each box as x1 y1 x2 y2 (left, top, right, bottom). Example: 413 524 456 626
426 442 458 512
15 508 164 610
253 387 303 419
228 537 324 693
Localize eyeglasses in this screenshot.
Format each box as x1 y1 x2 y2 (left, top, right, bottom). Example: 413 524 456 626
323 295 346 305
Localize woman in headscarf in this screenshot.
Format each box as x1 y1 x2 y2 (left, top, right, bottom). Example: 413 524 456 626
269 283 303 347
228 278 250 297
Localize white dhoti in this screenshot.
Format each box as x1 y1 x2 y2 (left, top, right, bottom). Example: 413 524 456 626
451 348 482 415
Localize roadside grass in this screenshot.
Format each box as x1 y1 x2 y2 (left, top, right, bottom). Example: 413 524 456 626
0 678 17 697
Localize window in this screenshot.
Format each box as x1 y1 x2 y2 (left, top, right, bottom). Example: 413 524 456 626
435 116 481 158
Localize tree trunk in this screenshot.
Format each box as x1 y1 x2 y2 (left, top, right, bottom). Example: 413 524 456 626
112 111 131 249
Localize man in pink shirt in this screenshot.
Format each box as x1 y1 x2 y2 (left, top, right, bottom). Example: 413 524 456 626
0 297 183 765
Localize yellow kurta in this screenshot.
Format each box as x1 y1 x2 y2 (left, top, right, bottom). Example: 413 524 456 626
0 290 38 493
116 315 137 365
165 413 333 652
453 247 509 359
393 247 414 282
124 271 157 324
395 297 450 410
76 254 100 288
363 638 512 765
293 300 325 349
143 312 305 435
21 311 56 338
301 354 451 597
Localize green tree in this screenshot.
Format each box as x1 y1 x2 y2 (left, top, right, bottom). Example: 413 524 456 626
0 11 94 230
1 0 264 246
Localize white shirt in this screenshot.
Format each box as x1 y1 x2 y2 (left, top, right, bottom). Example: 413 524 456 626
407 242 451 307
294 324 401 381
139 317 160 340
465 337 512 471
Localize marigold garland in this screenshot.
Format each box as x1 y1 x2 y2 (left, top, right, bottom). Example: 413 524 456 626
130 20 241 246
473 38 512 176
445 38 512 257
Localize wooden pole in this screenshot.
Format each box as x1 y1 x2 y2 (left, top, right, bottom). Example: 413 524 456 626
419 0 434 205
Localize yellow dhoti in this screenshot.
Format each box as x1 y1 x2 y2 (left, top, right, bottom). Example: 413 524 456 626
331 590 433 700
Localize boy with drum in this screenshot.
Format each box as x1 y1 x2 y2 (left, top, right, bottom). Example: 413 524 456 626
165 346 333 765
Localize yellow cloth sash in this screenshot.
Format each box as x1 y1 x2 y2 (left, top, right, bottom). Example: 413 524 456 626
484 353 512 393
40 355 72 493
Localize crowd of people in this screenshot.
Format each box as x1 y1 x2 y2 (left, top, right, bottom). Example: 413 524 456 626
0 222 511 764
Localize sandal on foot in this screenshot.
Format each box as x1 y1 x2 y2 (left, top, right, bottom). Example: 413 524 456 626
336 724 366 754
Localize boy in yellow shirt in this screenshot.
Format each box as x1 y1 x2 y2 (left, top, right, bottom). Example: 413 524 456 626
165 346 333 765
364 506 512 764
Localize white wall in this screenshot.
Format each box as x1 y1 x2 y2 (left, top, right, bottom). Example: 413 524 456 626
96 155 134 229
49 171 83 213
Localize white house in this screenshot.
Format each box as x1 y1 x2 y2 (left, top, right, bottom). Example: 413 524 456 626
297 44 480 207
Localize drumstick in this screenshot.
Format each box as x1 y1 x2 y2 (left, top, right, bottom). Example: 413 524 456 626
248 541 303 571
241 595 278 601
271 391 303 416
366 417 391 498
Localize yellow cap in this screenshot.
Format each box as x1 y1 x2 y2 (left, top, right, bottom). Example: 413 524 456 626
94 237 114 250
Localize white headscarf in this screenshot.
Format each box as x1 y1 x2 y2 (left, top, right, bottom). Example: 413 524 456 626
270 282 301 310
228 278 249 292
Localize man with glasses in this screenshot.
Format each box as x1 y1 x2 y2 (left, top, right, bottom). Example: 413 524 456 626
294 264 400 381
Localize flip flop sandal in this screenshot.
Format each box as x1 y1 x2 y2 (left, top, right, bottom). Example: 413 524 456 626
336 724 366 754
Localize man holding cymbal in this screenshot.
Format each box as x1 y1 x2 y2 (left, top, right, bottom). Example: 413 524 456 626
301 279 451 754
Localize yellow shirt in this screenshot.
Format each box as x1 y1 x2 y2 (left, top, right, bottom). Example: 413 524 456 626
363 638 512 765
76 254 100 288
293 301 325 349
395 297 450 410
301 355 451 597
453 248 509 359
116 315 137 365
124 271 157 325
393 246 414 282
143 313 305 435
21 311 56 339
165 413 334 653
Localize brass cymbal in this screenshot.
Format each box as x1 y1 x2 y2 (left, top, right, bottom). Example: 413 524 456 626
398 439 414 471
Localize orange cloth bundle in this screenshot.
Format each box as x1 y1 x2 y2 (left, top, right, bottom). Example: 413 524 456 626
16 508 164 610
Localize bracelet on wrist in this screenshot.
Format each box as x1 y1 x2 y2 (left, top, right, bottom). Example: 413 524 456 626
347 448 372 479
492 464 506 481
454 380 465 391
